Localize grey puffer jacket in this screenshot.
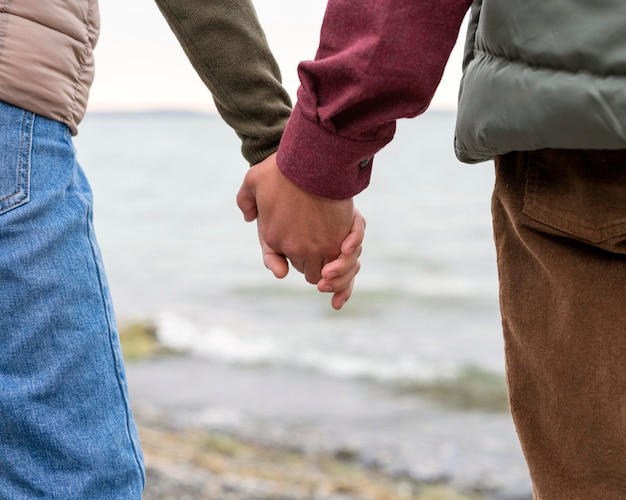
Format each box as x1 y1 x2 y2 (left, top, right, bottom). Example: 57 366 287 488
455 0 626 163
0 1 99 134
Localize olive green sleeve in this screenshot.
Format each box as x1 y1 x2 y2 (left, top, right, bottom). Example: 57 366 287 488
154 0 292 165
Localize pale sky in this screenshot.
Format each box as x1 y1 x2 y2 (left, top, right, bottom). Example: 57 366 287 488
89 0 466 113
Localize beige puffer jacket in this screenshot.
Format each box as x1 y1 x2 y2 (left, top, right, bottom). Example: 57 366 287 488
0 1 99 135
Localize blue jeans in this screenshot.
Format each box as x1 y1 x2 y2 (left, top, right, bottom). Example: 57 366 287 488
0 102 144 497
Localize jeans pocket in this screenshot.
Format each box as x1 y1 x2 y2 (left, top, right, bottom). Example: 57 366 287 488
0 104 34 216
523 150 626 252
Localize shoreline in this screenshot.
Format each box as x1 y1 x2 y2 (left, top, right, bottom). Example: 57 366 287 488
121 323 532 499
137 408 485 500
126 356 532 499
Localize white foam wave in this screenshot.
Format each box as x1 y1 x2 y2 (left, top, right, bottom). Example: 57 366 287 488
155 311 458 385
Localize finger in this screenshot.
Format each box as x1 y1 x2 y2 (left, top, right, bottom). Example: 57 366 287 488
287 257 305 275
264 253 289 279
321 245 362 281
318 259 361 293
341 209 366 255
259 235 289 279
331 279 355 310
303 260 323 285
236 176 258 222
287 255 322 283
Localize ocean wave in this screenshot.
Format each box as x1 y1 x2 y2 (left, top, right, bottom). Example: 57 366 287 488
154 311 503 397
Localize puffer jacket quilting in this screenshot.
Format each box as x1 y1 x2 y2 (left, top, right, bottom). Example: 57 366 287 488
0 0 99 134
455 0 626 163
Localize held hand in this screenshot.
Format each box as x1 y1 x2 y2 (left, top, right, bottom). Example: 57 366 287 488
317 209 365 310
237 152 354 285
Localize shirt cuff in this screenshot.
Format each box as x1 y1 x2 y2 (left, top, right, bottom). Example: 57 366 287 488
276 104 395 200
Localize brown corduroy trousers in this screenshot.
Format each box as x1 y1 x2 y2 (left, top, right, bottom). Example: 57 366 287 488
492 150 626 499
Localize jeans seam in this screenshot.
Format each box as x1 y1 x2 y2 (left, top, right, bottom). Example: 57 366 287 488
81 191 146 493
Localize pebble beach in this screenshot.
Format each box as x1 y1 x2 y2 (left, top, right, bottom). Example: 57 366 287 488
121 323 531 500
138 413 484 500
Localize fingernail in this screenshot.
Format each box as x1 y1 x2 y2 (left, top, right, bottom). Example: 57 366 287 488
320 285 333 293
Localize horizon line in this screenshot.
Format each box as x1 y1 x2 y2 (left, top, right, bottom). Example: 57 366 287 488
85 107 457 117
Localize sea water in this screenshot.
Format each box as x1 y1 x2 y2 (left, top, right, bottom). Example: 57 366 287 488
74 111 532 498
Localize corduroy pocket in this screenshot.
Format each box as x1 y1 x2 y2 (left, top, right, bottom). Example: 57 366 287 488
523 149 626 253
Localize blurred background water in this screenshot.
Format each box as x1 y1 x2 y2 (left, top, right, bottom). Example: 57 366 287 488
74 110 532 498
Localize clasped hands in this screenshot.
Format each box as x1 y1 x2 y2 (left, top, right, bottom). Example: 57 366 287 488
236 153 364 310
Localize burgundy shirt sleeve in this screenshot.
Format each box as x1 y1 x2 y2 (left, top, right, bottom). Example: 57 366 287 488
277 0 473 199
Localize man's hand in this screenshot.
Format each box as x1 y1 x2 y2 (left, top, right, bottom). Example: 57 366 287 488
237 153 363 308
